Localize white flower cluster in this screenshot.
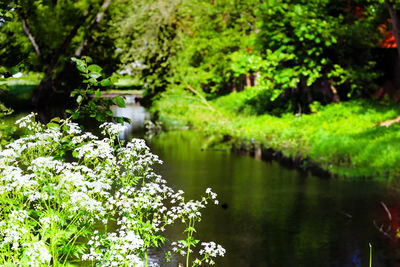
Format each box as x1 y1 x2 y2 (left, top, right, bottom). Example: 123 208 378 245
82 230 145 266
0 210 29 248
171 241 190 256
22 240 51 267
100 122 128 136
39 214 59 230
0 114 225 266
200 242 226 261
15 113 41 132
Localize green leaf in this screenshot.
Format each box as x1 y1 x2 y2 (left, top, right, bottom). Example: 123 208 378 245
72 58 87 73
100 79 111 87
123 117 131 124
62 125 69 132
9 66 18 75
72 150 79 158
50 117 61 123
88 77 98 84
110 75 120 84
71 57 82 64
47 122 60 130
95 113 104 122
88 64 102 72
115 117 124 124
72 112 80 120
76 64 87 73
89 72 102 79
113 96 126 108
95 90 102 98
76 95 83 104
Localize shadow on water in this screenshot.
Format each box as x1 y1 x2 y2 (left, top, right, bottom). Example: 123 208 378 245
141 130 400 267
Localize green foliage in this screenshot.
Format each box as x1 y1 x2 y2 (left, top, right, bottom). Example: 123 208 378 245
1 0 393 111
0 0 122 94
168 0 261 95
116 0 389 114
115 0 262 103
247 0 381 111
69 57 127 123
113 0 184 103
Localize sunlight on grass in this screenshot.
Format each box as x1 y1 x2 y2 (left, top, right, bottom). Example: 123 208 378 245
154 89 400 179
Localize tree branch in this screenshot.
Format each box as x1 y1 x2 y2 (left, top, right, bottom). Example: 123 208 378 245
74 0 112 57
45 5 93 77
96 0 112 24
14 0 41 55
186 84 215 111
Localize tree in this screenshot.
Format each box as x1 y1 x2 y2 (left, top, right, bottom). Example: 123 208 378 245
383 0 400 58
0 0 119 109
113 0 187 105
114 0 262 104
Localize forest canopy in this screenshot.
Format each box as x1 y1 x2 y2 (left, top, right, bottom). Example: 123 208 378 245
1 0 400 113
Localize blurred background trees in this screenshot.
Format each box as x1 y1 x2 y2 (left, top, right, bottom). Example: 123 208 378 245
1 0 400 114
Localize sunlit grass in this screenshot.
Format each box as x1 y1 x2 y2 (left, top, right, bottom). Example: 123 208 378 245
153 89 400 179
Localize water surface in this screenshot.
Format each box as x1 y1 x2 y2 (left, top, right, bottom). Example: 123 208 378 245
146 130 400 267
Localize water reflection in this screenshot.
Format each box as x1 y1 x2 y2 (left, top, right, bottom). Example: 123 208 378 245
146 130 400 267
112 103 147 139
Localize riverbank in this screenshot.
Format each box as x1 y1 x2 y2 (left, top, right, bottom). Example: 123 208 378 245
152 88 400 180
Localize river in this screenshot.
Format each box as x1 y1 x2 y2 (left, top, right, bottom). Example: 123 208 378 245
139 130 400 267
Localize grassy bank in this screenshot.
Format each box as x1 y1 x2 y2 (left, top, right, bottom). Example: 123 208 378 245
0 75 41 108
152 88 400 179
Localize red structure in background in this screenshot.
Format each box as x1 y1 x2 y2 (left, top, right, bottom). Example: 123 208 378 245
379 22 397 48
345 5 400 101
346 4 397 48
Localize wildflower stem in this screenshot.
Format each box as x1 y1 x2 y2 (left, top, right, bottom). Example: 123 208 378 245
186 218 192 267
62 226 87 266
369 243 372 267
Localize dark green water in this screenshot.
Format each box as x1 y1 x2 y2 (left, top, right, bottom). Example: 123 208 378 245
146 130 400 267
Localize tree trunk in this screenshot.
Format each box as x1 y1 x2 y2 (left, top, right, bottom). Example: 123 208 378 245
385 0 400 59
32 6 94 109
32 0 113 110
330 82 340 103
14 0 41 56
